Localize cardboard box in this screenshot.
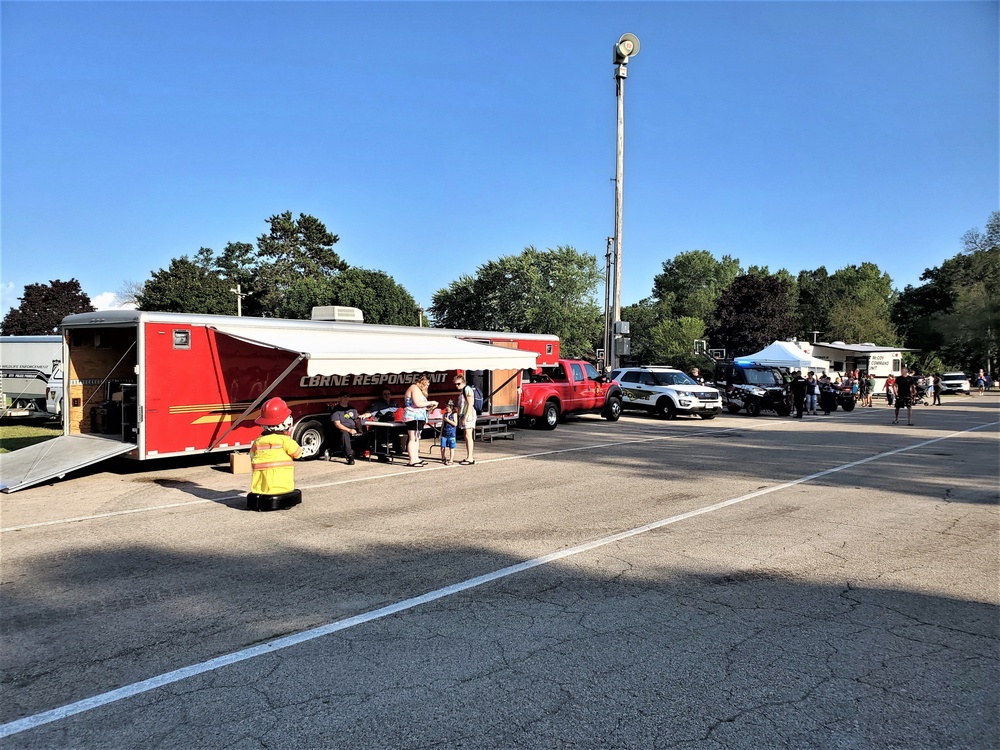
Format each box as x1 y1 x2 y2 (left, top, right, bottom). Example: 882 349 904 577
230 452 252 474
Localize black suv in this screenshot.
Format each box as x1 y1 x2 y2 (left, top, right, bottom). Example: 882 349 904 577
711 362 791 417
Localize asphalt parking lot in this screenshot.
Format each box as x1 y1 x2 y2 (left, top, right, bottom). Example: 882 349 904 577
1 395 998 749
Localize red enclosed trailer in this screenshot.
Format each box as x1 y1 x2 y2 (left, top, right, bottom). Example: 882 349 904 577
0 310 556 492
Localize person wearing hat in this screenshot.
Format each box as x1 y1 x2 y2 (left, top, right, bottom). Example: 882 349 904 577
250 397 303 495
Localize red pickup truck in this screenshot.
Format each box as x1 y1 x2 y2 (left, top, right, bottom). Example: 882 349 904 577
520 359 623 429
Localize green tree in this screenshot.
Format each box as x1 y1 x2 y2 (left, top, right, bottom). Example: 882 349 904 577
652 250 740 323
136 249 235 314
255 212 345 313
708 273 797 357
1 279 96 335
934 213 1000 370
824 263 898 344
620 297 669 365
796 267 836 341
277 268 420 326
429 246 603 359
649 316 707 364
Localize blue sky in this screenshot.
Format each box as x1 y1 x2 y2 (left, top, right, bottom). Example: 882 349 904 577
2 1 997 320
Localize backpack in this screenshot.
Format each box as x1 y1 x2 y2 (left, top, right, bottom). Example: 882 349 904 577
467 384 484 414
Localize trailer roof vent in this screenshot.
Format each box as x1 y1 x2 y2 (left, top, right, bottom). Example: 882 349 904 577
311 306 365 323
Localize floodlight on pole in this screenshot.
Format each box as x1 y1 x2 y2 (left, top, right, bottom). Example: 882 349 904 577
611 33 639 368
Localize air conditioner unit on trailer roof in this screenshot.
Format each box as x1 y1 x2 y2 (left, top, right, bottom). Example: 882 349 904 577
311 306 365 323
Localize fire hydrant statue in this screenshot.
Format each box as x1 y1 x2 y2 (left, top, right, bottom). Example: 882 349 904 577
247 397 303 511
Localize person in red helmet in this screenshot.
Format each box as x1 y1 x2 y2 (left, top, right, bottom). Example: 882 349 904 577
249 397 302 495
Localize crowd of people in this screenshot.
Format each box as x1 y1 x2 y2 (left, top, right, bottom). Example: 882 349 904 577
326 373 479 468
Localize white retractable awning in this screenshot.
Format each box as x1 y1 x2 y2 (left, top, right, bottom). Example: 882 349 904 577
210 325 538 375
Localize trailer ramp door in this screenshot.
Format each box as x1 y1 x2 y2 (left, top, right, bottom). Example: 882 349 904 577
0 435 134 493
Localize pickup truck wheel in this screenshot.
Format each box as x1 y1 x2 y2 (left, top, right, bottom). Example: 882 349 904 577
293 419 326 459
541 400 560 430
727 403 742 414
746 400 761 417
603 396 622 422
656 398 677 420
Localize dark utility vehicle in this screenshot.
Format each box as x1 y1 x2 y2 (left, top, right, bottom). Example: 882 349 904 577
711 362 791 417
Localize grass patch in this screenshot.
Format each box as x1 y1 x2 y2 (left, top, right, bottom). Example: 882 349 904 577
0 423 61 453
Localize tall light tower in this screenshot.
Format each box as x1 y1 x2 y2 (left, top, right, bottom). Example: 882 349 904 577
611 33 639 368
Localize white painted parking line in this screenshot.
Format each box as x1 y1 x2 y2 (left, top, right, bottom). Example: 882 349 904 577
1 420 994 740
0 499 222 533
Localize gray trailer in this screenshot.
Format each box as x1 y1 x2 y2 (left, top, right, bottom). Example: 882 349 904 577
1 335 62 419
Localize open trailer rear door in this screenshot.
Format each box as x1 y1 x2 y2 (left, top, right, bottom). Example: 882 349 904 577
0 435 134 493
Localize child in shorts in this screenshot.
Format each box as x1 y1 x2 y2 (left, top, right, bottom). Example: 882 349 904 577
440 400 458 465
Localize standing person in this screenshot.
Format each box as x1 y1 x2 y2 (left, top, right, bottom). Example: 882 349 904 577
403 374 438 467
329 393 373 465
884 374 896 408
439 400 458 465
893 366 917 426
865 372 876 407
805 371 819 415
454 373 477 465
932 373 942 406
975 369 986 395
789 373 807 419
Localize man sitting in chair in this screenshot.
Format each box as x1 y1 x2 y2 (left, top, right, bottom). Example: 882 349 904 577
329 393 374 465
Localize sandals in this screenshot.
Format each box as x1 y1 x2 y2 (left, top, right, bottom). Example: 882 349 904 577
405 461 427 467
459 459 476 465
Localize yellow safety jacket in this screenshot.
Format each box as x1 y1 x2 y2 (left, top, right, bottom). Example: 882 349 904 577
250 433 303 495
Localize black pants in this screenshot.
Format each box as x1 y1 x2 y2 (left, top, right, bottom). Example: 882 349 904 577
793 395 805 417
338 429 374 458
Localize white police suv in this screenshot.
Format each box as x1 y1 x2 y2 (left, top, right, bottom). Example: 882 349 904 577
610 366 723 419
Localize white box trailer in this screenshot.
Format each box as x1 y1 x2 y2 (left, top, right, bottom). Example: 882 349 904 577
0 336 62 419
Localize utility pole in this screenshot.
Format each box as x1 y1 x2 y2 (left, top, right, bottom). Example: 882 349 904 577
229 284 250 317
603 236 613 371
611 33 639 368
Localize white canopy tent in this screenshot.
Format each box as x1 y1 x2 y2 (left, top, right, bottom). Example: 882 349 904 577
739 341 830 374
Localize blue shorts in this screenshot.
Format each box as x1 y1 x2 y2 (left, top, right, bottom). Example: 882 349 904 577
440 436 456 449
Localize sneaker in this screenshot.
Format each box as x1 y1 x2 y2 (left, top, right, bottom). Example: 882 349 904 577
346 456 355 465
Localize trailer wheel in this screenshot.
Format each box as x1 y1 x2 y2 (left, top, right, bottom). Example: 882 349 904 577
541 400 560 430
293 420 326 459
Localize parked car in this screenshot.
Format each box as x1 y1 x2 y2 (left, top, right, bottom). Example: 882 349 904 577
939 372 971 394
710 362 791 417
610 366 722 419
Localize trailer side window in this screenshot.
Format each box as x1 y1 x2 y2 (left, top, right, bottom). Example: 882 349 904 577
892 358 901 374
172 329 191 350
